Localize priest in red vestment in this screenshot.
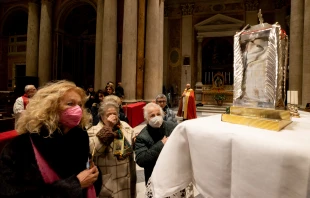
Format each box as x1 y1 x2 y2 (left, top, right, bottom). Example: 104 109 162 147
177 83 197 120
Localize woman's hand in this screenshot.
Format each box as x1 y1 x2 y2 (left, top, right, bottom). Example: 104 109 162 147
106 114 118 128
77 166 99 189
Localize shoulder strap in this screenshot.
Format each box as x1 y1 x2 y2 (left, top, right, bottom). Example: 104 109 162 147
21 95 29 109
30 137 60 183
30 137 97 197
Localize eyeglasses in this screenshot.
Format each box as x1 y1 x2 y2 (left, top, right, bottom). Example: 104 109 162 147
156 100 166 103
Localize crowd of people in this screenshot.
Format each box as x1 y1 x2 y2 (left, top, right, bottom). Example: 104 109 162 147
0 80 197 198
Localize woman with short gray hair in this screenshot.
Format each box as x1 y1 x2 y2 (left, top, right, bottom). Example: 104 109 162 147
87 101 136 197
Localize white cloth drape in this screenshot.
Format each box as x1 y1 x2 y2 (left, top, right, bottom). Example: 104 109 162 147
150 111 310 198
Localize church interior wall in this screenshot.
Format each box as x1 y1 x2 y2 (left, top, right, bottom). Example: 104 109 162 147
0 0 293 102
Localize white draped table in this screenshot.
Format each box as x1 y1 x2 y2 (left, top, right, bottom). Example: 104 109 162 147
150 111 310 198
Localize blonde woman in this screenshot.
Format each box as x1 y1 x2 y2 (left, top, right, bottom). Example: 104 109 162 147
88 102 136 198
0 80 101 197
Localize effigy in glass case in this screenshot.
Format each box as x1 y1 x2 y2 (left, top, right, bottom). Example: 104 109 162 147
222 10 292 131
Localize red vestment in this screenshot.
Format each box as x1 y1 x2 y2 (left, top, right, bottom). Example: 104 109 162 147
177 88 197 120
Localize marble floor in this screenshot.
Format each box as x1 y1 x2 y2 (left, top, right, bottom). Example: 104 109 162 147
133 110 218 198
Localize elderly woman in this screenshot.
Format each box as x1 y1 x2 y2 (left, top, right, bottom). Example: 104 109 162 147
136 103 194 198
87 102 136 197
135 103 177 184
103 95 128 123
0 80 101 197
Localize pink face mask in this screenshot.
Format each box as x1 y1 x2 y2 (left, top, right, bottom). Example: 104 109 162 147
59 105 83 129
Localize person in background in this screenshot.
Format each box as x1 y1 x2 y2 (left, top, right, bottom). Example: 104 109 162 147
135 103 177 184
115 82 124 99
177 83 197 120
91 90 105 125
0 80 101 197
104 85 115 96
87 102 136 197
13 85 37 124
85 85 96 110
155 94 177 123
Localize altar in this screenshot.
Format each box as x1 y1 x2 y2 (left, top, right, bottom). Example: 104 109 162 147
149 111 310 198
201 72 233 105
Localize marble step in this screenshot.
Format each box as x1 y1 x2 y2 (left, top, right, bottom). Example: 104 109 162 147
197 104 231 113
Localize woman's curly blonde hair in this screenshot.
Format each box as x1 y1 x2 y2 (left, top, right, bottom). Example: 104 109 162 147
16 80 91 135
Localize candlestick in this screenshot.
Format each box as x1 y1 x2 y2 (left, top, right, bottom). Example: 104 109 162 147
287 90 291 104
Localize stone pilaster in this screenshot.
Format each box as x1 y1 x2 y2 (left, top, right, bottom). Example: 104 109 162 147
122 0 137 102
101 0 117 88
38 0 53 86
289 0 304 105
244 0 259 25
302 0 310 107
144 0 159 101
26 0 40 77
94 0 104 90
181 3 193 89
195 36 203 104
196 36 203 83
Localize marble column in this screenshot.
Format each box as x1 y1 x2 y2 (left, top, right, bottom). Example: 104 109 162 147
122 0 137 102
26 0 40 77
101 0 117 88
163 15 169 89
158 0 164 94
136 0 146 100
38 0 53 86
94 0 104 90
144 0 159 101
302 0 310 107
289 0 304 105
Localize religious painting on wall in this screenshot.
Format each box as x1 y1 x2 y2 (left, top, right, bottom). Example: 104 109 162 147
202 37 233 70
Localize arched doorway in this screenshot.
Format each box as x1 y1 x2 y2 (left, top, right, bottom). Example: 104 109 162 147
0 7 28 90
56 3 96 88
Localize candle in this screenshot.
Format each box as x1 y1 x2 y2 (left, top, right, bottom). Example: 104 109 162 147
290 91 297 104
287 90 291 104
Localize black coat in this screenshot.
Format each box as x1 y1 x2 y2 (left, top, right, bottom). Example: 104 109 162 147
0 127 102 198
135 121 177 184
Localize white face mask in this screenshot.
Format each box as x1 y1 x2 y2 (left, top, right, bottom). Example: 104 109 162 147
148 116 163 128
